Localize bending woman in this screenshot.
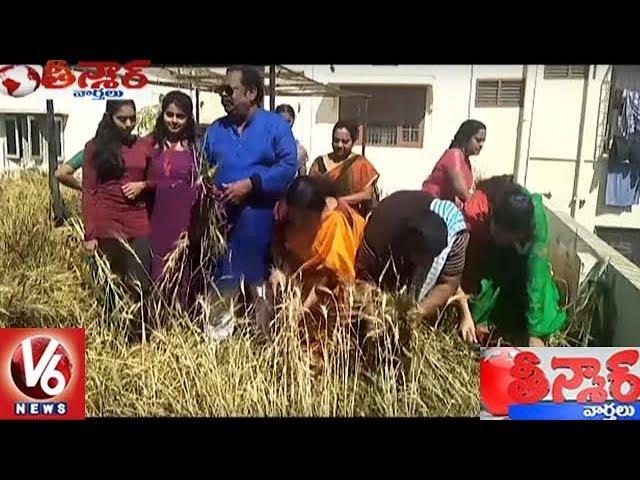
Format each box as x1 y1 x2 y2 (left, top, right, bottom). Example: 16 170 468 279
355 190 469 323
271 176 365 367
461 175 566 347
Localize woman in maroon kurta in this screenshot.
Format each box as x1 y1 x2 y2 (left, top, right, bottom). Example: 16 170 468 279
82 100 154 297
146 91 200 306
422 119 486 207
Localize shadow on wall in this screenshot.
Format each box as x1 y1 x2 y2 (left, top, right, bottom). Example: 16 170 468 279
316 97 338 125
590 154 606 197
589 66 612 204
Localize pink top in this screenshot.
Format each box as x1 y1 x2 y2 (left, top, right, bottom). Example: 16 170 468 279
422 148 474 204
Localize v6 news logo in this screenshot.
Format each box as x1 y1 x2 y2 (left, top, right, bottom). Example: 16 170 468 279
0 329 85 420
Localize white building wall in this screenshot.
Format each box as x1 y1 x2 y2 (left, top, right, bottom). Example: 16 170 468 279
287 65 524 196
468 65 523 181
524 65 586 213
576 66 640 232
0 82 200 169
300 65 473 195
6 64 640 238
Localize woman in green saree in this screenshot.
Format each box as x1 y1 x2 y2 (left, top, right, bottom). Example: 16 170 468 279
461 175 566 347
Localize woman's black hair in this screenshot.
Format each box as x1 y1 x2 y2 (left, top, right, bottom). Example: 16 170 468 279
449 119 486 149
151 90 196 147
332 120 359 142
475 175 514 203
93 99 136 183
285 175 336 212
473 176 535 343
477 175 534 239
493 190 534 238
275 104 295 122
403 211 448 258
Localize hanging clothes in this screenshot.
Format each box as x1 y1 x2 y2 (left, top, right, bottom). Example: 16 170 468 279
618 89 640 139
605 162 640 207
610 132 640 167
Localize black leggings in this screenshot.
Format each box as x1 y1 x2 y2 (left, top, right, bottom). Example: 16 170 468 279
98 237 151 298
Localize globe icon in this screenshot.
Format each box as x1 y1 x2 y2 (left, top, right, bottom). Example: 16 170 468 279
0 65 42 98
480 347 522 417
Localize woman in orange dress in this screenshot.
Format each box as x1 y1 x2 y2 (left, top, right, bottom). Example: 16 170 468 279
271 176 365 369
308 120 379 217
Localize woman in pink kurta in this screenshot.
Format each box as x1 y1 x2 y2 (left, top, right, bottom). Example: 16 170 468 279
422 119 486 207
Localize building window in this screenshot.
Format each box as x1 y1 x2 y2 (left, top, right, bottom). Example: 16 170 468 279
339 85 427 148
544 65 588 80
5 116 21 159
475 79 524 107
28 116 42 164
2 114 65 165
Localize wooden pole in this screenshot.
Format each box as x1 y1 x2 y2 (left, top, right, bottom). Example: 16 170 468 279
46 99 66 226
362 97 369 157
195 87 201 124
269 65 276 111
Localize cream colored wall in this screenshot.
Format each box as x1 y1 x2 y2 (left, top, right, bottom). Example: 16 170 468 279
520 65 640 233
297 65 476 197
469 106 520 182
573 66 640 232
197 90 226 125
262 94 312 148
528 72 586 161
304 65 640 235
0 82 189 170
302 65 640 235
523 66 585 213
1 91 105 170
468 65 523 181
293 65 525 196
8 64 640 238
527 159 576 210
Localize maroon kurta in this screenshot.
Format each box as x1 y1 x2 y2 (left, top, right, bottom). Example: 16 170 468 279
82 137 154 241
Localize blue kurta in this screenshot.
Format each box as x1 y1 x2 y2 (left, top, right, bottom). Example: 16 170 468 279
204 108 297 292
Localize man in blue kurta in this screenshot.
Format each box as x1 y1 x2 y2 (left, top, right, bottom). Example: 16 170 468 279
203 65 297 335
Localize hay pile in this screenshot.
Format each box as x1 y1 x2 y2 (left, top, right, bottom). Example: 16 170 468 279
0 172 479 417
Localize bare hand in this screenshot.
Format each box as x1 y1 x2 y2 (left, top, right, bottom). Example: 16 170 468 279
121 181 145 200
476 324 490 344
83 239 98 255
302 286 319 311
528 336 545 347
201 177 221 199
269 268 287 292
460 315 478 344
220 179 253 206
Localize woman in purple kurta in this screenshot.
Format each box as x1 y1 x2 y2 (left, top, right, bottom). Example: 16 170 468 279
147 91 200 304
149 149 198 279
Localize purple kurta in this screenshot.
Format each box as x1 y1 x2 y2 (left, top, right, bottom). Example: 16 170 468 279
149 147 199 286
